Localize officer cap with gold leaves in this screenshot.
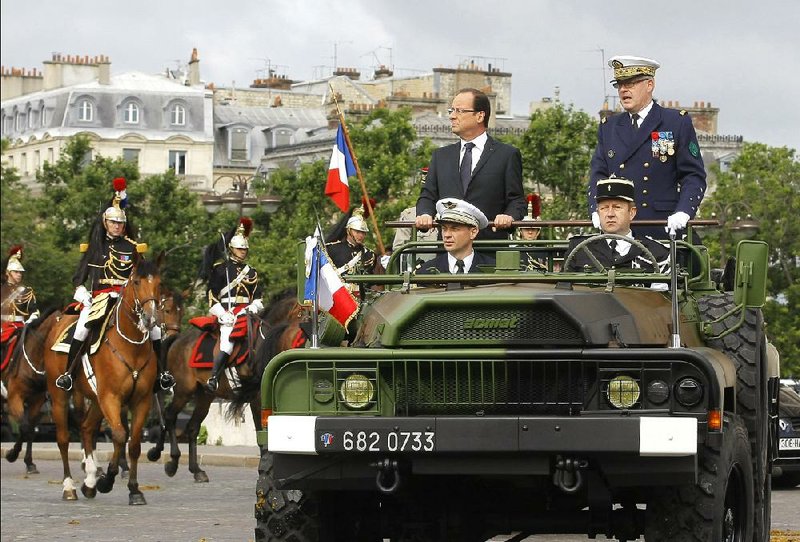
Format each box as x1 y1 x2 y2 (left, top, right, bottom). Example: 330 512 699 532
608 55 660 84
435 198 488 229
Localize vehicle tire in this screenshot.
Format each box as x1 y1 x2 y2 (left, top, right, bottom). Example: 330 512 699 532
698 293 772 541
644 415 754 541
254 447 381 542
773 472 800 489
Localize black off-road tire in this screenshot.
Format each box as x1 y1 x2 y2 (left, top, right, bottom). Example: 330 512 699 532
645 415 754 541
698 293 772 541
254 447 381 542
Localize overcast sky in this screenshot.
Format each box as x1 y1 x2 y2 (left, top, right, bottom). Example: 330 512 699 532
2 0 799 151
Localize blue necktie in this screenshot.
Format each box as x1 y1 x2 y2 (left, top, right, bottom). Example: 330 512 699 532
455 259 465 274
460 142 475 192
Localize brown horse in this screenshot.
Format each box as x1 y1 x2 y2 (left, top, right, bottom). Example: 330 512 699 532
2 307 60 473
43 258 162 504
146 290 305 482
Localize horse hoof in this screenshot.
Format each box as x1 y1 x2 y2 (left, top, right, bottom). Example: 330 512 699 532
62 489 79 501
5 449 19 463
81 483 97 499
194 471 210 483
146 448 161 462
164 462 178 477
129 492 147 506
96 474 114 494
26 463 39 475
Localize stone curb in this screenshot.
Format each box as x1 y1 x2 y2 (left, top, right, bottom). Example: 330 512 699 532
0 443 261 469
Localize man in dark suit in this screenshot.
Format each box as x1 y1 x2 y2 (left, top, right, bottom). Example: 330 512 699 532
566 177 669 286
589 56 706 240
416 88 526 240
417 198 495 274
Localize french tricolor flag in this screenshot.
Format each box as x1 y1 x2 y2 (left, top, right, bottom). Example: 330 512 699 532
324 124 356 213
304 232 358 328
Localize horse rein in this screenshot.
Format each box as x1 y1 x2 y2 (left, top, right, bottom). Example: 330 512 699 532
114 277 159 345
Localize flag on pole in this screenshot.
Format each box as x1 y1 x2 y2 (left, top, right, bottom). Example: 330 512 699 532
304 232 358 327
325 124 356 213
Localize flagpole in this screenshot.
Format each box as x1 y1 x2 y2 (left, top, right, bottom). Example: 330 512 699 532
328 83 386 256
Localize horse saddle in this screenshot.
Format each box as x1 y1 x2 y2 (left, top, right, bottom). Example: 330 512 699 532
187 314 251 369
51 293 116 356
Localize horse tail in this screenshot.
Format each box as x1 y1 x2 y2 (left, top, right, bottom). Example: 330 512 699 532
226 322 290 422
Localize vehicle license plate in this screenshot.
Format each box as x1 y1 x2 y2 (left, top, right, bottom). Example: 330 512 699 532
779 437 800 451
317 429 435 452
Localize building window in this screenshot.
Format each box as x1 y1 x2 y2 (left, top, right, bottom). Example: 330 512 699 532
47 148 54 164
79 149 93 168
34 150 40 170
275 129 293 147
21 153 28 175
40 104 47 126
123 148 140 164
170 104 186 126
231 129 248 161
169 150 187 174
78 100 93 122
15 112 23 131
124 102 139 124
27 108 36 129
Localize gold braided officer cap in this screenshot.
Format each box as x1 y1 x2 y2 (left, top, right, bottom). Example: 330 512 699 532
609 55 660 84
435 198 489 229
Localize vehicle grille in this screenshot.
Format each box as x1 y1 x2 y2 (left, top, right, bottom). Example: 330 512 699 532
398 306 583 345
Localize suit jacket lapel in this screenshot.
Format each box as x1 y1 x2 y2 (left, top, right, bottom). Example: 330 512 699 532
469 136 495 182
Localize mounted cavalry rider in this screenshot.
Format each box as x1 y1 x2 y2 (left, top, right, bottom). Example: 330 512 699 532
203 218 264 393
1 245 40 373
55 178 175 391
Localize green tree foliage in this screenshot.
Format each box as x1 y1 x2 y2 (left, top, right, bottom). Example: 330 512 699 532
701 143 799 376
504 104 598 219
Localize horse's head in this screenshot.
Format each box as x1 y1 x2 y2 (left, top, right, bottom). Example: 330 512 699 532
125 258 162 333
158 287 184 338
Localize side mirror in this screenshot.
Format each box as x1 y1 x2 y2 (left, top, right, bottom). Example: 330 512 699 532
733 240 768 308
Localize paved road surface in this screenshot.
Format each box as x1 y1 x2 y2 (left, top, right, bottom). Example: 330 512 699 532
2 443 799 541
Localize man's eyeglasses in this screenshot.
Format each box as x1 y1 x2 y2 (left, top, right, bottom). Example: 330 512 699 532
447 107 477 115
612 78 648 90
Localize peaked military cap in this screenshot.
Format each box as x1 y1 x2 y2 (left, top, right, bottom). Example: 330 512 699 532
435 198 489 229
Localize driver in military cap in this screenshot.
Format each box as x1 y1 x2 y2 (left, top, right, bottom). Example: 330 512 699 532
589 55 706 240
417 198 495 274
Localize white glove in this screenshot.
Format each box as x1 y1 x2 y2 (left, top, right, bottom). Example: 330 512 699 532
74 285 92 307
209 302 227 319
666 211 690 235
591 211 601 229
24 311 40 324
337 252 362 274
245 299 264 315
217 311 235 326
380 255 391 269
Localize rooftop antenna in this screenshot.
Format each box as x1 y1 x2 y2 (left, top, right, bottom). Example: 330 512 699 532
332 40 353 74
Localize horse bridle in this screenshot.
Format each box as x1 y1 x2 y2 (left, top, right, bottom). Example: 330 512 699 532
158 295 182 335
115 276 159 345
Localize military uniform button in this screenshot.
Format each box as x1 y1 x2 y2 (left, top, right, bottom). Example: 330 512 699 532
644 162 650 167
643 176 649 181
643 189 648 195
642 203 648 208
620 163 625 169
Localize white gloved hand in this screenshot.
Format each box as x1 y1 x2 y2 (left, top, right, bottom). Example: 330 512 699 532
380 255 391 269
591 211 601 229
337 252 362 274
217 311 235 326
24 311 40 324
666 211 690 235
245 299 264 315
209 302 226 319
74 285 92 307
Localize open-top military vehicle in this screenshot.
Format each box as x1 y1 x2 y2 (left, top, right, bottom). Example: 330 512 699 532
254 221 779 542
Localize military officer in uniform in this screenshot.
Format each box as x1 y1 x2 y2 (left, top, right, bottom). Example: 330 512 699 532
326 206 378 287
1 246 40 370
56 179 175 391
589 56 706 240
517 194 547 271
205 218 265 392
567 177 670 284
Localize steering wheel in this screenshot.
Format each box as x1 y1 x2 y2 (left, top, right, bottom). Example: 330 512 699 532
563 233 660 273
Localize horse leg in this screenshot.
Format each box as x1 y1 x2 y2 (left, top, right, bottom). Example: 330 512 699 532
146 390 167 462
126 391 151 505
162 389 190 477
49 385 78 501
22 394 47 474
94 397 126 496
79 404 104 499
4 390 25 464
187 392 212 483
118 406 130 479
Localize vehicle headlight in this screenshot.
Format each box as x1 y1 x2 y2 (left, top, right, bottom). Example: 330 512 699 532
647 380 670 405
675 378 703 407
607 375 640 409
339 374 375 409
313 379 334 404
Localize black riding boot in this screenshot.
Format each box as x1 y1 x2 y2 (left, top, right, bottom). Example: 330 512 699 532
55 338 86 391
153 339 175 390
205 351 230 393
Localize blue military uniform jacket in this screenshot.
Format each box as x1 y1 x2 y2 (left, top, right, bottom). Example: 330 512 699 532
589 101 706 239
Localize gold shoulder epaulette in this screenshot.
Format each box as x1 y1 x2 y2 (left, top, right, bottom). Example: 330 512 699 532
680 110 688 116
79 243 89 253
136 243 148 253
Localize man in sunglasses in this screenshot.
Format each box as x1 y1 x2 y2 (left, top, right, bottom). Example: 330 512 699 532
416 87 526 241
589 55 706 240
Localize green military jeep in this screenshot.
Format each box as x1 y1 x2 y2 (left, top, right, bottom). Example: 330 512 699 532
254 226 779 542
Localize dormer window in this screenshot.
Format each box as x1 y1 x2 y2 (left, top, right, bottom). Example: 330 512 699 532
124 102 140 124
78 99 93 122
171 104 186 126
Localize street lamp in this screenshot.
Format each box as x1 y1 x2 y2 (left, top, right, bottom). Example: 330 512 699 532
704 202 760 267
201 167 281 216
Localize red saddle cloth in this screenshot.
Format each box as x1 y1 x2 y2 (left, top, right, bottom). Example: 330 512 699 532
1 321 23 371
187 314 251 368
